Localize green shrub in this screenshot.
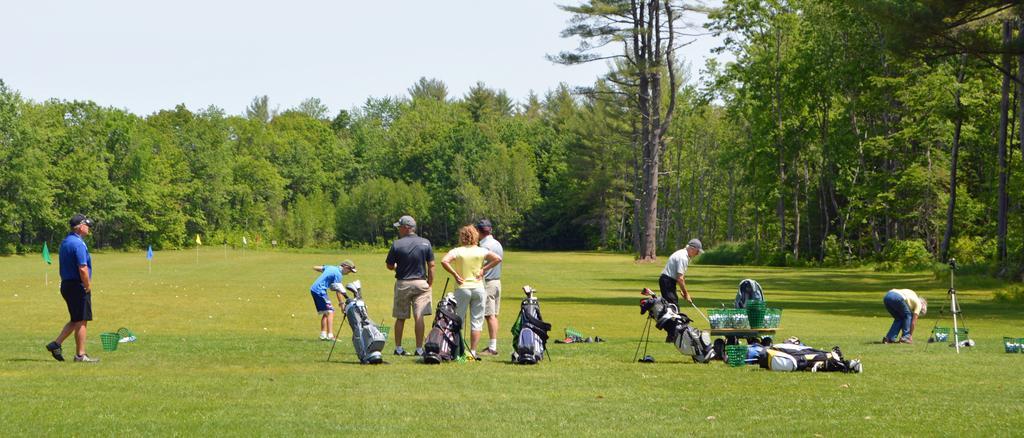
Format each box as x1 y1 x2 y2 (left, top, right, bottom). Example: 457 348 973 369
994 285 1024 304
950 236 994 266
822 235 854 267
696 241 756 265
876 239 934 272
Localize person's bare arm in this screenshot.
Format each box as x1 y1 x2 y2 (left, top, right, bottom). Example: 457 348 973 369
426 260 435 286
387 263 397 271
910 313 919 337
440 252 461 284
313 265 325 272
676 274 692 303
79 265 91 292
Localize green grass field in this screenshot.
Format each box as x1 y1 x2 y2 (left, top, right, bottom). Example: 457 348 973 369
1 248 1021 436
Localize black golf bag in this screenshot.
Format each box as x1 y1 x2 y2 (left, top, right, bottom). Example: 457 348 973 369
640 288 716 363
340 281 386 364
735 278 765 309
758 341 862 373
422 293 464 364
511 286 552 365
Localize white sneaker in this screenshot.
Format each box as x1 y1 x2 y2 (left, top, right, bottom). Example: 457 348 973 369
319 333 330 341
74 354 99 363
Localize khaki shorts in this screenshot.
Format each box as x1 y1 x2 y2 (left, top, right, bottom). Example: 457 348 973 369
393 279 432 319
484 279 501 316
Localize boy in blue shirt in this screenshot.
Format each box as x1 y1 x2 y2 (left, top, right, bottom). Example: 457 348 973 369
310 260 357 340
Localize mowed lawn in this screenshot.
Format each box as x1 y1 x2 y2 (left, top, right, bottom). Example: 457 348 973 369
1 248 1021 436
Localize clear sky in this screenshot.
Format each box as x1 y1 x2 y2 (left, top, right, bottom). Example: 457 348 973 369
2 0 724 116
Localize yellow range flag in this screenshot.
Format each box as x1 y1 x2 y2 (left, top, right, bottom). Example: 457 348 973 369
196 234 202 245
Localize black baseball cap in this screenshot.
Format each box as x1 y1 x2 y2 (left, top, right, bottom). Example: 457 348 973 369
69 214 94 228
475 219 493 230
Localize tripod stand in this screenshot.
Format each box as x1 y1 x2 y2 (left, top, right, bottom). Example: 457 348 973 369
928 258 972 353
633 316 655 362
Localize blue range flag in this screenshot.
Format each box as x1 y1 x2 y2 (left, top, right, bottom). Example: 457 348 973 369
147 245 153 260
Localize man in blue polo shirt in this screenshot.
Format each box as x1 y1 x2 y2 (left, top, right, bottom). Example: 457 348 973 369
46 214 97 362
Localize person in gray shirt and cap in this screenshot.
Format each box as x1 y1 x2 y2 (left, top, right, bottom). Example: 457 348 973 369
475 219 503 355
385 215 435 356
659 239 704 306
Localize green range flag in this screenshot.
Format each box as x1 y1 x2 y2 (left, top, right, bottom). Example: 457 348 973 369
42 242 52 265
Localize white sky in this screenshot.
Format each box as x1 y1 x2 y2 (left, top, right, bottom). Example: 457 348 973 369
1 0 725 116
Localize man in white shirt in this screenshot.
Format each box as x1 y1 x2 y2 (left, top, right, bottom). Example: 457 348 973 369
659 239 704 306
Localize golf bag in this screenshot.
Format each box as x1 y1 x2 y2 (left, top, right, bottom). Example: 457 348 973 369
640 289 716 363
758 341 862 373
735 279 765 309
511 286 552 365
340 281 386 364
422 294 464 364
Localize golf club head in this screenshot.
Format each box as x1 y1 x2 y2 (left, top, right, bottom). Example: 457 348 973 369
345 280 362 299
522 285 536 299
641 287 656 297
639 355 655 363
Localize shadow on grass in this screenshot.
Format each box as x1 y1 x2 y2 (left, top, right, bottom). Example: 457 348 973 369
6 358 50 363
598 271 940 293
542 292 1023 322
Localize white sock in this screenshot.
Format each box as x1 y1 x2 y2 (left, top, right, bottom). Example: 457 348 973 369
489 339 497 350
320 331 327 337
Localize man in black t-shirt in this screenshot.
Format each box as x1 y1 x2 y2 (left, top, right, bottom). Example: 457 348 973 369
385 215 435 356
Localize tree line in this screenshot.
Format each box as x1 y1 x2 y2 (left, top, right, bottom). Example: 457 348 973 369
1 0 1022 279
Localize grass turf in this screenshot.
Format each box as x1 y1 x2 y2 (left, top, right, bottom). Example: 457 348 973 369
1 248 1021 436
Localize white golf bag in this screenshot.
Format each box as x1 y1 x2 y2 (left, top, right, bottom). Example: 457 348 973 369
758 341 862 373
338 281 386 364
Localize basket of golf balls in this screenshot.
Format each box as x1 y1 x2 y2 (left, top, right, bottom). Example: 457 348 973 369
708 309 750 329
377 325 391 341
1004 337 1023 354
933 327 969 343
760 308 782 329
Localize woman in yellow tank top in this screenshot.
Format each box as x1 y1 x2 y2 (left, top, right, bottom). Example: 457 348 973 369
441 225 502 359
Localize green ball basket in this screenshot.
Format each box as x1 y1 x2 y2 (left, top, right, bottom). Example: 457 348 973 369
725 344 748 367
100 332 120 352
117 327 134 338
378 325 391 341
746 300 767 328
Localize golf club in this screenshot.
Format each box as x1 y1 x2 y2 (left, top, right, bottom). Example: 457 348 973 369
326 312 348 362
325 283 351 362
688 300 709 324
